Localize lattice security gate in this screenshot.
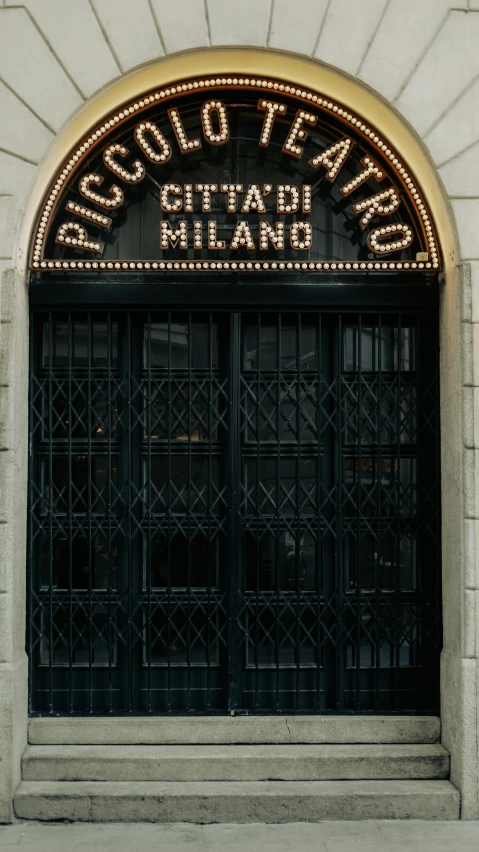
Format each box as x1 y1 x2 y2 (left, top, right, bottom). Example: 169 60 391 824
28 306 441 714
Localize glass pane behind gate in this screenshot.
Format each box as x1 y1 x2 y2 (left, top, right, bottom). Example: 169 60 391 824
236 312 440 713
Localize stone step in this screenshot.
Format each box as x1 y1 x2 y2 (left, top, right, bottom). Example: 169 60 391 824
22 743 450 782
14 779 460 822
28 715 441 745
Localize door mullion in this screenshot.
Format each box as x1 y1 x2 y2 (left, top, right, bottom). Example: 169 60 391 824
228 312 240 712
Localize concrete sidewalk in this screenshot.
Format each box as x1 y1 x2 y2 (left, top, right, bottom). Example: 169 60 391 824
1 821 479 851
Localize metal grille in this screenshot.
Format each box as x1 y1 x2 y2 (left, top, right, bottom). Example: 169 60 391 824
28 308 441 714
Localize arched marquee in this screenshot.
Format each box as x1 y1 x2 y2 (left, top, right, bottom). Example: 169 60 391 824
30 74 440 276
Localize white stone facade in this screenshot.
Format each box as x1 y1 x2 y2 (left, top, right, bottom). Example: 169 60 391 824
0 0 478 821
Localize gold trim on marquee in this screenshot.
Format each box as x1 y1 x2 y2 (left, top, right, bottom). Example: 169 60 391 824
22 49 456 277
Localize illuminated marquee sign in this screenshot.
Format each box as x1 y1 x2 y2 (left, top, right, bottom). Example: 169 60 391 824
30 75 440 275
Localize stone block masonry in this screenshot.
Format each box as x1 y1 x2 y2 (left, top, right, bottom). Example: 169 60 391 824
0 0 478 821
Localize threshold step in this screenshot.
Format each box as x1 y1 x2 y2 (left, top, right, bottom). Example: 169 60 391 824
22 743 450 782
14 780 460 822
28 715 441 745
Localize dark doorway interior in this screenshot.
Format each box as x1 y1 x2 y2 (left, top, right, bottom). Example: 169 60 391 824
28 295 441 714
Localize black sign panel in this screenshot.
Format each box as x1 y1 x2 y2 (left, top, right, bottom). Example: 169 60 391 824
30 75 440 275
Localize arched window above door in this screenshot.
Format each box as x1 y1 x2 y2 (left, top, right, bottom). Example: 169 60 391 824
30 74 440 277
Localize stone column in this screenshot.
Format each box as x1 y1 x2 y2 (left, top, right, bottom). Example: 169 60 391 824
441 261 479 819
0 269 29 822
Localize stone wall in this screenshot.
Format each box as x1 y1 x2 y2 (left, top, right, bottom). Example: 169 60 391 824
0 0 478 821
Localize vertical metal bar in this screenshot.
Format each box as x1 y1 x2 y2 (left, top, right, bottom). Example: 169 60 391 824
187 312 192 710
167 313 172 712
127 312 133 713
415 315 421 709
107 312 113 713
375 314 382 711
355 314 362 711
67 314 73 712
395 314 402 710
230 110 240 712
316 313 322 712
335 314 344 711
27 313 35 712
87 314 93 712
67 313 74 713
206 313 213 711
433 312 441 712
275 313 281 711
295 313 302 711
47 313 53 712
147 312 152 712
255 313 261 710
228 312 240 712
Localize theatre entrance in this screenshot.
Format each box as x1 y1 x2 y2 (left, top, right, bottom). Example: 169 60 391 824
26 70 443 717
28 290 440 715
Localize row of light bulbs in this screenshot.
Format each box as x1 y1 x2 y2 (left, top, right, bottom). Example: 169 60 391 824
32 75 439 269
38 259 432 271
